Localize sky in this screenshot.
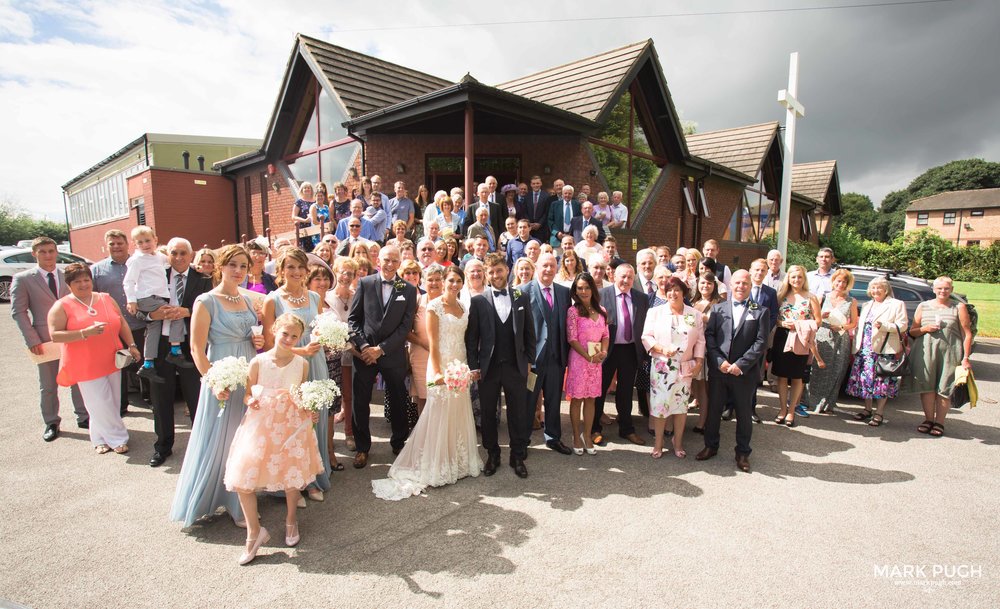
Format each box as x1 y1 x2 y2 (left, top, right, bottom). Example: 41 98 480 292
2 0 999 222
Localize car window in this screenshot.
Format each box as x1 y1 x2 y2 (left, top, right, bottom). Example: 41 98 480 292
4 252 36 264
57 252 84 264
893 287 921 302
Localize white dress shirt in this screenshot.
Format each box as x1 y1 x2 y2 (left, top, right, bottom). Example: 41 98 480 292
492 287 511 322
123 251 170 301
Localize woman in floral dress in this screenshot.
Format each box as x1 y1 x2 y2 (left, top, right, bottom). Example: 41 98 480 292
642 277 705 458
565 273 609 455
772 265 822 427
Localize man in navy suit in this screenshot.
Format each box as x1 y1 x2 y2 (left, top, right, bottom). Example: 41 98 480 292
697 270 770 473
463 183 504 242
569 200 606 244
523 253 573 455
592 264 649 445
467 253 537 477
547 185 581 248
745 258 779 423
348 245 418 468
524 176 551 244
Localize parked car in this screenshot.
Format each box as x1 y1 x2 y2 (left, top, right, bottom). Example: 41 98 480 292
0 248 93 302
841 265 978 339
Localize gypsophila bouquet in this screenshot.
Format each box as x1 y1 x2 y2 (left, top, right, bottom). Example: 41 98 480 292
429 360 471 395
311 312 350 352
202 356 250 415
282 379 341 450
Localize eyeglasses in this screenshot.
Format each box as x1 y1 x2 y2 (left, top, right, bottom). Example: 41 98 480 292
349 224 361 228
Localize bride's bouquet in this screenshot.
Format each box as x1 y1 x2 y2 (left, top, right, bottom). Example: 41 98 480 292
283 378 341 450
311 312 351 352
202 356 251 415
430 360 471 395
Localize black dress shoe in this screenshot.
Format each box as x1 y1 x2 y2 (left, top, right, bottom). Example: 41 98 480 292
77 419 89 429
137 366 166 384
483 455 499 476
392 446 402 456
545 439 573 455
751 412 762 424
165 353 195 368
510 457 528 478
42 424 59 442
149 451 171 467
721 409 734 421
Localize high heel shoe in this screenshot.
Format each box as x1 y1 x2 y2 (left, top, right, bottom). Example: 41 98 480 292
285 522 300 547
573 447 584 456
585 447 597 455
238 527 270 565
297 496 307 508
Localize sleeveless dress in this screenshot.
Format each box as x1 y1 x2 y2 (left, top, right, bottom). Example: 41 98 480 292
268 291 332 492
170 294 258 527
565 307 609 399
372 298 484 500
224 353 323 492
904 301 964 397
311 205 331 247
807 296 854 412
771 298 812 379
648 312 695 418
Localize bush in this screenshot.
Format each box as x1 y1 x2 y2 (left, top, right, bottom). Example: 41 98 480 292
762 235 818 269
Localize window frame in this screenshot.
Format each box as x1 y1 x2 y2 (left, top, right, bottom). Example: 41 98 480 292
916 212 929 226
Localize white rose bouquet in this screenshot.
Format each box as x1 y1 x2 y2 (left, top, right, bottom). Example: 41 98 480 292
311 312 351 352
202 356 251 415
282 378 341 450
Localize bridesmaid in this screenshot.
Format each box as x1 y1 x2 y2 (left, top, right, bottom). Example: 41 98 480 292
408 264 444 417
170 244 264 528
261 248 331 503
306 265 344 471
565 272 609 455
642 276 705 459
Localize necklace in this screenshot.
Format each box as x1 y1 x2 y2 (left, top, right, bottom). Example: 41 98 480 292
72 293 98 316
218 290 243 303
284 289 308 306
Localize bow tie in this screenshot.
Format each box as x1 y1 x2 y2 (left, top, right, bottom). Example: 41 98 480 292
733 300 747 307
381 279 395 286
493 289 508 297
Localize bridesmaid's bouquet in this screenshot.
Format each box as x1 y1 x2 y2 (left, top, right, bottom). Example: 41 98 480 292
430 360 471 395
311 312 351 352
283 379 341 450
202 356 251 415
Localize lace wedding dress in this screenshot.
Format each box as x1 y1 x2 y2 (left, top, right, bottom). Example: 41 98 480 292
372 297 483 500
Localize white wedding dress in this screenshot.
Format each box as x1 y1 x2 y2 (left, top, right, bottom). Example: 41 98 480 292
372 297 483 500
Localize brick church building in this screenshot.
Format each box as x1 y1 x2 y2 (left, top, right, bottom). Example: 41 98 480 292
218 34 841 266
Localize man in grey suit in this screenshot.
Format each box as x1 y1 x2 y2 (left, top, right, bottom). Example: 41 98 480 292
10 237 87 441
523 253 573 455
697 270 770 473
466 253 536 478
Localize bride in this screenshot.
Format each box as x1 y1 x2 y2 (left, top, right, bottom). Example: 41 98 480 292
372 266 483 500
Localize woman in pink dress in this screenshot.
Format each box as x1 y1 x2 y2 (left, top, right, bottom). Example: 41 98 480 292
224 313 323 565
407 263 444 416
565 272 609 455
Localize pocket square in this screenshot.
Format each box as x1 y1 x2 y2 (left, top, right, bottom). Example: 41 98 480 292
518 306 524 311
394 295 406 301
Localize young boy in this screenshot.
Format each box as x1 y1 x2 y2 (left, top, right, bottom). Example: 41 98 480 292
123 226 192 382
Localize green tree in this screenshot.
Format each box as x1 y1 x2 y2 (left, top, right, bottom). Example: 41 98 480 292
836 192 879 240
876 158 1000 240
0 199 69 245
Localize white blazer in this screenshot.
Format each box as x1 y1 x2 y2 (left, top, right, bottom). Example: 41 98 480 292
854 297 907 354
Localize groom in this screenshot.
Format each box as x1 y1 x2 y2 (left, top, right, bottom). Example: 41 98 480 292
466 253 537 478
348 245 417 468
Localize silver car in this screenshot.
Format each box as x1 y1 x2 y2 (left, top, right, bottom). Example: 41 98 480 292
0 248 93 302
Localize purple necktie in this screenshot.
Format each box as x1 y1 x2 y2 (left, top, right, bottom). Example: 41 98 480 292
543 286 553 309
621 292 632 342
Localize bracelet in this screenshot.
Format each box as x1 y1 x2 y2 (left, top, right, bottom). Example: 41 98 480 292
79 330 86 340
128 343 137 349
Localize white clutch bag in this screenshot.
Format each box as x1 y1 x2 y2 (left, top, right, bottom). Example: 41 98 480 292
115 349 136 369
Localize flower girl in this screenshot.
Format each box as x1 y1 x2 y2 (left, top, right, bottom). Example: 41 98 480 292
224 313 323 565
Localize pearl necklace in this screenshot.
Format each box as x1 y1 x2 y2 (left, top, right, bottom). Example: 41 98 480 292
72 293 98 316
284 289 308 306
219 291 243 303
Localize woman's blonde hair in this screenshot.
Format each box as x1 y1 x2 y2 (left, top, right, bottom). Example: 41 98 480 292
272 312 306 337
778 264 810 301
831 268 855 292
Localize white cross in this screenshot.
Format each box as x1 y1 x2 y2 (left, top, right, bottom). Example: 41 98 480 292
776 52 805 271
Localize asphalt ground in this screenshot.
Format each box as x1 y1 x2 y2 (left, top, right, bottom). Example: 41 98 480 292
1 305 998 609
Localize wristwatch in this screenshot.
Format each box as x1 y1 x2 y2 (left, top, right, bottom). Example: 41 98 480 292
128 344 138 349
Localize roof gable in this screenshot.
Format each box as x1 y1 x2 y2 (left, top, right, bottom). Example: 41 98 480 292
907 187 1000 212
792 160 840 213
685 122 780 179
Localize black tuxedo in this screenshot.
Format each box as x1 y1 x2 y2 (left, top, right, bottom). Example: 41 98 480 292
150 266 212 454
466 287 536 459
462 200 504 243
524 189 552 243
570 215 606 244
524 279 570 441
348 273 418 453
703 300 770 456
594 286 649 437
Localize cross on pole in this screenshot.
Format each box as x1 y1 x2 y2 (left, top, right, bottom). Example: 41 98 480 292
776 52 804 270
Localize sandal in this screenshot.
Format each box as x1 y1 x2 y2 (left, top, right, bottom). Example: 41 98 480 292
95 444 111 454
929 423 944 437
785 418 796 428
868 414 884 427
854 409 873 421
692 426 705 435
917 420 934 434
331 463 345 471
774 415 787 425
674 449 686 459
651 448 663 459
113 444 129 454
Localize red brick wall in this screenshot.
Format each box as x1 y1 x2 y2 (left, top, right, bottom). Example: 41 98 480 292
68 216 136 261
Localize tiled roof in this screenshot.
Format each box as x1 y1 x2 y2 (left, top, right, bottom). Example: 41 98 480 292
791 160 837 204
907 188 1000 212
298 34 452 118
496 40 650 122
684 122 779 179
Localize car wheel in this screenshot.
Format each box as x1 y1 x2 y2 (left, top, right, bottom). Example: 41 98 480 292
0 276 12 302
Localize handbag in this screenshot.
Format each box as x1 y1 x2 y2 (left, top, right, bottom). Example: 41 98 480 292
115 348 136 369
875 326 910 378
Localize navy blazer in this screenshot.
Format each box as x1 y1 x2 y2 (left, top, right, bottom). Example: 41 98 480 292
600 285 649 360
524 190 552 243
704 300 770 376
570 215 606 244
524 279 569 368
751 283 779 332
